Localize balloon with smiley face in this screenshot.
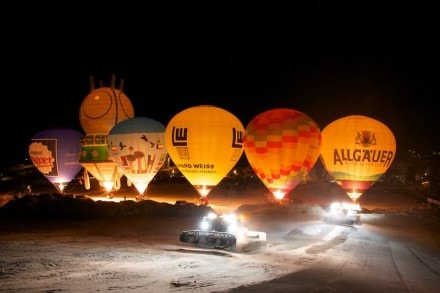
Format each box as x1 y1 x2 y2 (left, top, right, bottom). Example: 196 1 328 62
79 75 135 134
78 75 135 192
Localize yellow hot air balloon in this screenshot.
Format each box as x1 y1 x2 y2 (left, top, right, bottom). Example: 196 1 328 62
244 108 322 201
165 105 244 199
78 75 135 193
319 115 396 203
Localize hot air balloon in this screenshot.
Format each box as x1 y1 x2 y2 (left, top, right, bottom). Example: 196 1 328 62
244 108 322 202
79 75 134 134
319 115 396 203
107 117 168 198
165 105 244 201
29 127 84 193
78 75 135 193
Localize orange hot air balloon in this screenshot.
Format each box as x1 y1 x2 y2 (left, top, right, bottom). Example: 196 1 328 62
319 115 396 203
165 105 244 198
78 75 135 192
79 75 134 134
107 117 168 197
244 108 322 201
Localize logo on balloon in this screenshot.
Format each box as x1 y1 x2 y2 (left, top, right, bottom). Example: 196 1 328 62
231 128 244 148
356 131 376 147
170 126 243 160
330 130 394 167
29 141 57 176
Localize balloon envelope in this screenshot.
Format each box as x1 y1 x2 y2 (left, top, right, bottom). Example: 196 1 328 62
244 108 322 200
319 115 396 203
29 127 84 193
79 86 135 134
165 105 244 197
107 117 168 195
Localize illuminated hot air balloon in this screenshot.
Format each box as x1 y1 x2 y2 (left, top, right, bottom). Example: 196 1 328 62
165 105 244 199
29 127 84 193
107 117 168 197
78 75 135 192
79 75 134 134
319 115 396 203
244 108 322 201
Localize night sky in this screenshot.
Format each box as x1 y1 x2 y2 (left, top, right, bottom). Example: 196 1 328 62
2 2 439 168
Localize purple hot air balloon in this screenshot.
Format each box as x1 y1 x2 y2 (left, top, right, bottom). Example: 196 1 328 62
28 127 84 193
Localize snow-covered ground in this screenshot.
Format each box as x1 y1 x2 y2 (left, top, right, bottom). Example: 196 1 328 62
0 181 439 292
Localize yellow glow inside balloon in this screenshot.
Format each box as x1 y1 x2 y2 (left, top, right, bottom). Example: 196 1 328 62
319 115 396 203
165 105 244 197
102 180 115 193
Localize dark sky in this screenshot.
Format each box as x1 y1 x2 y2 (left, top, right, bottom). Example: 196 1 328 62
2 2 439 168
